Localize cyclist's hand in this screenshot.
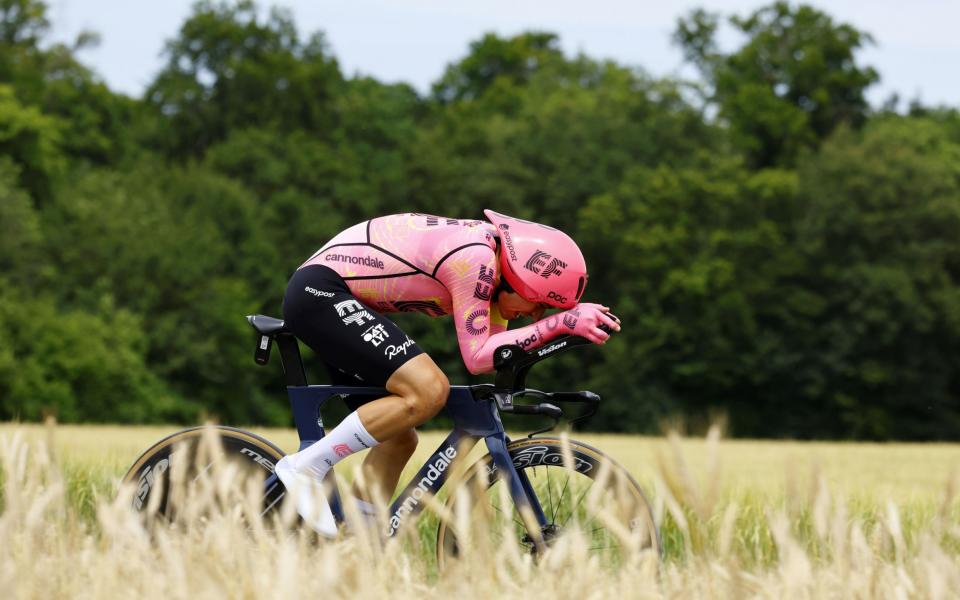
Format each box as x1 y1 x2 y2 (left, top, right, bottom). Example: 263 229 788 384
563 303 621 344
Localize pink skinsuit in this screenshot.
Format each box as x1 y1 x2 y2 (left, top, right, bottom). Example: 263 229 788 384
300 214 571 374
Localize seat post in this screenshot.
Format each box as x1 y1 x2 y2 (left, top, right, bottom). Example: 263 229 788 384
275 333 307 387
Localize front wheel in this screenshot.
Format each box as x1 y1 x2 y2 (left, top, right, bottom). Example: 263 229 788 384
436 437 660 568
120 426 287 522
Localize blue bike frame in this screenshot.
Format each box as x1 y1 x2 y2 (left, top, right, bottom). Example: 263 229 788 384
246 313 600 544
265 384 549 540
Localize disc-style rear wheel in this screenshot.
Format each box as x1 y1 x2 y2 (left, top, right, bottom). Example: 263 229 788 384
436 437 660 568
121 426 287 522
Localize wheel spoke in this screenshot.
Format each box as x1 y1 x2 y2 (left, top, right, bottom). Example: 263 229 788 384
489 500 525 529
545 470 555 521
560 484 592 527
587 525 607 535
260 490 284 517
576 514 602 536
551 474 571 523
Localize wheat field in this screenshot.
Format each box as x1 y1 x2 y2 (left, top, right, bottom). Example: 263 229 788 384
2 421 959 598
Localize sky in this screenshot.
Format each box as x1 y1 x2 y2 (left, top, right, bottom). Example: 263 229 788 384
46 0 960 108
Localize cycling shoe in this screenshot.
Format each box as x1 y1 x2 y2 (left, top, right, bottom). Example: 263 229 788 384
275 456 337 538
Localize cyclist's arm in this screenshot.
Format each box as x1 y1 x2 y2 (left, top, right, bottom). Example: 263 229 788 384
436 246 574 374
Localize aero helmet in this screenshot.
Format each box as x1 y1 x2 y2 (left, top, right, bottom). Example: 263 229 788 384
483 209 587 309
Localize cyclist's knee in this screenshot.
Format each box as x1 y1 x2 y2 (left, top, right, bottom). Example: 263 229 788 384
388 355 449 424
405 369 448 423
420 370 449 417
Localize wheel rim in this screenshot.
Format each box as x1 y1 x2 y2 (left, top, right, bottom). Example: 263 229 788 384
122 427 285 523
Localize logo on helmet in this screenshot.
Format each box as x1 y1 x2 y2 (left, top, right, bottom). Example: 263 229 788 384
524 250 567 279
501 229 518 261
547 291 567 304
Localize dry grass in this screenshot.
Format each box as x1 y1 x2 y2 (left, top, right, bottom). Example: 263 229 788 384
2 422 960 598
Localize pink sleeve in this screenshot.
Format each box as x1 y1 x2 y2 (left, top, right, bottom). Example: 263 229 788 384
435 246 570 375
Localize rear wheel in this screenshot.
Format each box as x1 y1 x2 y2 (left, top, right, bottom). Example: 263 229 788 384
436 437 660 568
121 426 287 522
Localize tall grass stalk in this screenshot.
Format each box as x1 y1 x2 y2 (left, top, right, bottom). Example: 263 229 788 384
1 425 959 598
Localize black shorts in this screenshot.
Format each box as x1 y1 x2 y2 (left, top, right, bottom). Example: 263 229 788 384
282 265 424 386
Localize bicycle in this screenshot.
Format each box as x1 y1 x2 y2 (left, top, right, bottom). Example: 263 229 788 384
122 314 661 564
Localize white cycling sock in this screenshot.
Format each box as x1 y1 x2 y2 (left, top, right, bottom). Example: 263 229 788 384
287 410 379 480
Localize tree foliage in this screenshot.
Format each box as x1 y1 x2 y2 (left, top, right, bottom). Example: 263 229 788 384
146 0 342 158
1 0 958 439
675 2 878 167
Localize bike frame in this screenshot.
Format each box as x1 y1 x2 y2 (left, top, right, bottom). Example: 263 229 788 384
249 313 602 543
262 384 547 541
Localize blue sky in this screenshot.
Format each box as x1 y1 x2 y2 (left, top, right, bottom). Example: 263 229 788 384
47 0 959 108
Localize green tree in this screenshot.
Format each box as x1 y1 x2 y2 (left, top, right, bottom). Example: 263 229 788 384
202 78 420 274
146 0 342 158
0 84 62 202
41 165 288 424
1 0 137 167
1 0 958 440
0 157 44 284
675 2 878 167
432 32 565 104
795 117 960 438
0 0 49 79
412 34 717 231
0 0 41 40
38 40 140 165
577 155 805 433
0 290 178 422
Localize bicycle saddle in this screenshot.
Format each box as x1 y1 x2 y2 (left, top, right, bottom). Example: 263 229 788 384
246 314 288 336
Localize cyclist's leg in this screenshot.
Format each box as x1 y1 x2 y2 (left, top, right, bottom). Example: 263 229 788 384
357 353 449 440
280 266 447 489
351 427 419 504
347 355 449 502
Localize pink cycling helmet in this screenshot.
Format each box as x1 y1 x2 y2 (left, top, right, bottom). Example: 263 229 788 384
483 209 587 309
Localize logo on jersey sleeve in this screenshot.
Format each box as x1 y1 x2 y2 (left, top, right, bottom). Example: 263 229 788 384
335 299 375 327
465 309 489 336
473 264 495 301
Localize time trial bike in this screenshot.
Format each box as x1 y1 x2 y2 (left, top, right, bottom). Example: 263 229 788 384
122 314 661 565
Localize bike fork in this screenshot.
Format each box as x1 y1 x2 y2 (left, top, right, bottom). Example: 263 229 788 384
485 434 549 549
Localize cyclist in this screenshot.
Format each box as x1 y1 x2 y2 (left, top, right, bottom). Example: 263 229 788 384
275 210 620 535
